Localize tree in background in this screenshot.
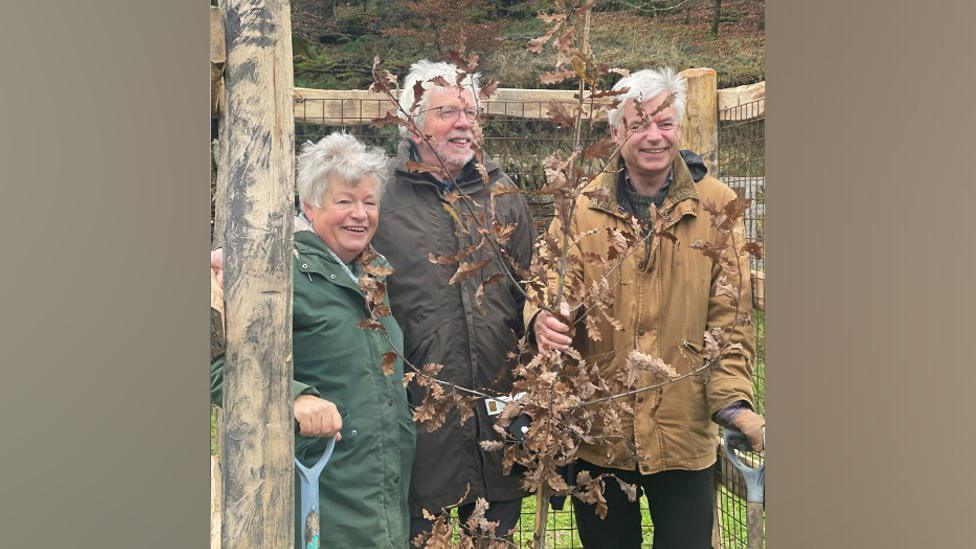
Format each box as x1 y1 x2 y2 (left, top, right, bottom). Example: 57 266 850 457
712 0 721 36
611 0 694 18
381 0 505 57
291 0 338 42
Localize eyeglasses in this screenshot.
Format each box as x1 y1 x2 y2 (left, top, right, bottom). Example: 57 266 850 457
422 105 479 122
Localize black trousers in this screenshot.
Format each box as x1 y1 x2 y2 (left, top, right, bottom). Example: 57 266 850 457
571 460 714 549
410 498 522 542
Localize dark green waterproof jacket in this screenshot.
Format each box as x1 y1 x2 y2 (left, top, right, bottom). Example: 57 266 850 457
371 141 535 516
211 219 416 548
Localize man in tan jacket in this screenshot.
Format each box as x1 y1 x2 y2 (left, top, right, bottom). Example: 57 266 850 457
527 67 765 548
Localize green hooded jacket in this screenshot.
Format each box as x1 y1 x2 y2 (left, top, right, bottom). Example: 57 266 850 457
211 219 415 548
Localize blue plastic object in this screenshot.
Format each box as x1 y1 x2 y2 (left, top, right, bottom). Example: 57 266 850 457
295 437 336 549
722 427 765 504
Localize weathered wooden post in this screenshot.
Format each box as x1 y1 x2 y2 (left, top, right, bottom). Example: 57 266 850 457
677 67 723 549
219 0 296 547
211 5 229 249
679 67 719 177
210 9 227 549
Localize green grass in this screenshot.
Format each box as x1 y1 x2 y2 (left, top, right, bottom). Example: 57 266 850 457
753 308 765 415
510 480 758 548
513 493 655 547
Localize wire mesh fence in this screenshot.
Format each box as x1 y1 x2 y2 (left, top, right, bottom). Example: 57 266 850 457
288 93 764 548
718 99 765 275
715 98 765 549
294 97 607 233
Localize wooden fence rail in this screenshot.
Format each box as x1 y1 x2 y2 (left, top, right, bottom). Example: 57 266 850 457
291 81 763 126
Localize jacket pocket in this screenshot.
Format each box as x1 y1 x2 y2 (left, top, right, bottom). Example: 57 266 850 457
654 373 708 425
399 412 417 457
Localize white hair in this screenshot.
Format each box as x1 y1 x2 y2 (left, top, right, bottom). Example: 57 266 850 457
397 59 481 138
607 67 687 130
295 132 389 207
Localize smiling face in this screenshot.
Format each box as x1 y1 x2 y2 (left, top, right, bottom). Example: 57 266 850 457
411 85 477 180
612 91 682 192
302 175 379 263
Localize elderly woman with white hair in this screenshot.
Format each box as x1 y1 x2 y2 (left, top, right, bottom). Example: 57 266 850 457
211 132 415 548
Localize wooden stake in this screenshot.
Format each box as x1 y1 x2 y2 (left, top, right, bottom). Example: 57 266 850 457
219 1 296 547
533 487 550 549
678 68 719 177
213 88 229 248
211 455 223 549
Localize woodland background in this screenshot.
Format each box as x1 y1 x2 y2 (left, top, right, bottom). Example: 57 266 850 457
280 0 763 90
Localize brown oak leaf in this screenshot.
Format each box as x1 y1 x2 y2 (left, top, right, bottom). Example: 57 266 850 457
475 273 505 307
479 440 505 452
428 75 450 88
654 229 679 244
475 162 490 186
478 79 499 100
405 160 448 181
540 69 576 85
449 258 491 285
369 55 397 94
369 111 404 129
715 274 738 300
714 197 751 231
582 137 616 160
547 101 575 127
421 362 445 377
526 36 548 54
538 12 567 24
356 318 385 332
447 50 479 74
614 476 638 502
380 351 398 376
574 471 608 519
364 264 393 278
409 79 426 113
591 86 630 100
745 241 764 259
627 350 679 379
690 239 726 262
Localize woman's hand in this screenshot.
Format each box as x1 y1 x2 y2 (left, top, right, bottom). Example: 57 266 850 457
211 249 224 289
293 394 343 440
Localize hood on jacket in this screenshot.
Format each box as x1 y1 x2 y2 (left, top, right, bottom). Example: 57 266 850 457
293 213 392 273
295 212 314 235
679 149 708 182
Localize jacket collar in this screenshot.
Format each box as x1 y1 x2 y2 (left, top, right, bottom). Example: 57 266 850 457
392 139 502 194
589 150 704 222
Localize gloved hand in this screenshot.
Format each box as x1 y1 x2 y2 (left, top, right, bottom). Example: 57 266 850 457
730 409 765 452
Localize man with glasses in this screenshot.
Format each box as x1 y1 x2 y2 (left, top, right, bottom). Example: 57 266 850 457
372 59 535 541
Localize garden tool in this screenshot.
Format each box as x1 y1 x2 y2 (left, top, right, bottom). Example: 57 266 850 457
722 426 765 549
295 436 336 549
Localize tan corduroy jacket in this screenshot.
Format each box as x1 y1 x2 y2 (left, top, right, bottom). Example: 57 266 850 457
524 153 756 475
